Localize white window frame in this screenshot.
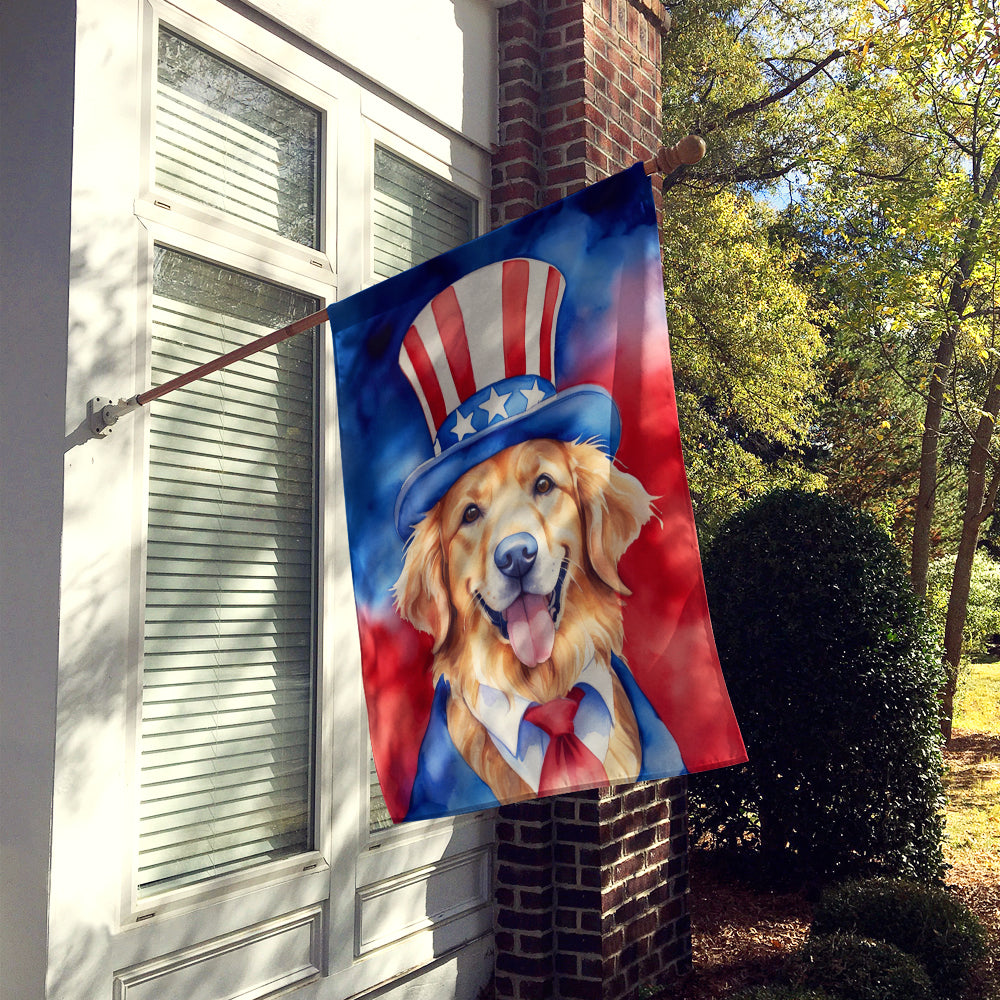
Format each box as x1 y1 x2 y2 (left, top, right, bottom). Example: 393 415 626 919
110 0 496 992
325 92 497 998
122 0 339 932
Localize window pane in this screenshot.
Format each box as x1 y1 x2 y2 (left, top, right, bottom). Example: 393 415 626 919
156 28 320 248
372 146 477 280
369 149 478 832
139 247 318 895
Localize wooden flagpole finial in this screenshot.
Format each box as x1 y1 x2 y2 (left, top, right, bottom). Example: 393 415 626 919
644 135 707 176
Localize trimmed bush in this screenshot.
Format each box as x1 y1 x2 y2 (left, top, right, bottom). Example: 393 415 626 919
693 489 946 882
812 878 988 998
794 933 934 1000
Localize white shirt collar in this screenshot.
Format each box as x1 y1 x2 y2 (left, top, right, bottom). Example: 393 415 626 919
468 648 618 792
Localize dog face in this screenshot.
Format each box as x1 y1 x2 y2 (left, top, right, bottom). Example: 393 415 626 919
394 439 653 703
446 438 583 667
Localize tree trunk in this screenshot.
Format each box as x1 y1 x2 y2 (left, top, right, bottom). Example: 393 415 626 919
940 374 1000 740
911 160 1000 597
910 329 955 598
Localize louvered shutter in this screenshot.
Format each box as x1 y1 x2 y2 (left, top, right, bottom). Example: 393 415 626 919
138 247 319 895
368 147 477 831
155 28 320 248
139 28 322 896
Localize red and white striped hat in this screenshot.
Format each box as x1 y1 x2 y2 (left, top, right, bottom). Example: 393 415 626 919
394 258 621 537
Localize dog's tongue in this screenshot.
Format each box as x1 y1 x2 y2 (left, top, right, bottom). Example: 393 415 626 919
506 593 554 666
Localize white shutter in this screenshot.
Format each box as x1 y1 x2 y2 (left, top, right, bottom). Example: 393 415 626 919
138 248 318 895
155 27 320 248
368 147 477 831
372 146 477 280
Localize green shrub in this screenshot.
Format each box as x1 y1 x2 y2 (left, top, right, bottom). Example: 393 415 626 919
693 489 946 882
812 878 988 998
793 933 934 1000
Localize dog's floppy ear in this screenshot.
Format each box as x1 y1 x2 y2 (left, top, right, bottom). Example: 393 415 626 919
571 444 653 595
393 510 452 652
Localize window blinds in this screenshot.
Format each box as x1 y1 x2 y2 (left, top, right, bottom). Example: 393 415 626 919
156 28 320 249
138 248 318 895
372 147 478 282
368 148 477 832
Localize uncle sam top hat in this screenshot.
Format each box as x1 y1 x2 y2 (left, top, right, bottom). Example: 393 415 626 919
394 257 622 538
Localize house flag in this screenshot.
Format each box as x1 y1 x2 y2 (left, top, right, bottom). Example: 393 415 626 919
329 163 746 822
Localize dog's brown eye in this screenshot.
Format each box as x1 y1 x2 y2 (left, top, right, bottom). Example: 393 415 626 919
535 474 554 495
462 504 481 524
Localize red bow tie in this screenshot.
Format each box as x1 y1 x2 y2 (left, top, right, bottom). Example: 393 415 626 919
523 687 609 797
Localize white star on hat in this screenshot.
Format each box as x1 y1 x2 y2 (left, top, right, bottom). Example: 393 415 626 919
480 387 511 424
452 408 476 441
521 380 547 410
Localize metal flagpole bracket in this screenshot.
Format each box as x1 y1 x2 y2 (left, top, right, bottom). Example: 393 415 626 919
88 395 141 438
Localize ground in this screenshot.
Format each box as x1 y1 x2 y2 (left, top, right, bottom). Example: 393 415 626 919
659 724 1000 999
943 727 1000 1000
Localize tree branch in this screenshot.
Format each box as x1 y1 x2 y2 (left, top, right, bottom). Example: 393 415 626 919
702 49 848 134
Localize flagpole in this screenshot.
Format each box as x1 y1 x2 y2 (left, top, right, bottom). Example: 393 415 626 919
88 136 705 437
87 307 330 437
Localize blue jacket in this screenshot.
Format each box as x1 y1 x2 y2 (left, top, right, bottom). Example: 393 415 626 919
404 654 685 821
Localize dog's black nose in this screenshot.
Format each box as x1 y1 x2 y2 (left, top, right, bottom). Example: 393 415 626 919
495 532 538 579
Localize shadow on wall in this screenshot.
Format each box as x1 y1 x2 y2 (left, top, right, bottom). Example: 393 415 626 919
45 203 153 997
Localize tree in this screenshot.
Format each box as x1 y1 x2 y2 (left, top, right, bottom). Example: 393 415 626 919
800 0 1000 735
659 0 846 538
661 0 999 736
661 0 853 194
661 188 825 538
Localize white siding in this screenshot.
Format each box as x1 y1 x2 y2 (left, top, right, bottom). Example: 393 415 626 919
14 1 500 998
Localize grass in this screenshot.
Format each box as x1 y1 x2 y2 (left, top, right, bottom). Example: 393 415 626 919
955 658 1000 734
945 659 1000 868
942 658 1000 1000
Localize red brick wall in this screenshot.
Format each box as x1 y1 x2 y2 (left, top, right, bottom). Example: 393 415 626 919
491 4 691 998
494 783 690 1000
492 0 667 227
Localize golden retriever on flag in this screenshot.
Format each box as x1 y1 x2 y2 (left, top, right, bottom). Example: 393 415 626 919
394 437 655 803
390 258 684 817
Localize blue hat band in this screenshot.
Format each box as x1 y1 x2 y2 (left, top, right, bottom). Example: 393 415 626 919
396 383 621 538
433 376 556 455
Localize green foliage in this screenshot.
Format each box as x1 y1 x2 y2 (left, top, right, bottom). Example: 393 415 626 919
660 0 1000 742
793 0 1000 597
661 0 852 192
693 489 947 882
658 1 839 541
664 190 826 539
811 878 988 999
792 934 934 1000
927 550 1000 658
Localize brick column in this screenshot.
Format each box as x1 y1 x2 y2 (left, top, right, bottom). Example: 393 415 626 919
493 0 668 225
491 3 692 999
